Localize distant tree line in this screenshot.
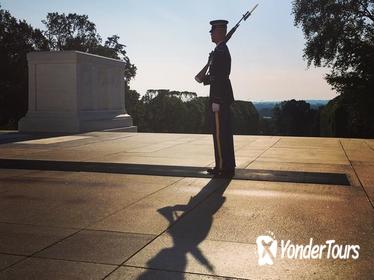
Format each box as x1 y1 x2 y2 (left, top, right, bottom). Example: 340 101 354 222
125 89 259 135
125 93 323 137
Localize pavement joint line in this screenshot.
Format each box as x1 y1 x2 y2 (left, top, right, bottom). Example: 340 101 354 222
78 228 158 237
0 175 184 276
0 214 170 274
97 155 214 161
87 150 214 159
27 255 121 267
10 176 186 264
40 134 142 153
339 140 374 210
364 140 374 153
0 252 27 257
15 133 136 148
252 159 351 166
0 221 82 232
0 220 159 237
0 255 28 274
243 138 281 169
91 138 199 161
85 177 186 231
3 174 183 273
103 178 231 279
120 264 253 280
365 140 374 152
79 229 263 248
23 140 100 151
0 221 83 232
0 227 92 274
258 146 344 150
0 174 186 235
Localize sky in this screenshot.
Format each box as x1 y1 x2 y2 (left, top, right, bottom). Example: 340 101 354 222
1 0 338 102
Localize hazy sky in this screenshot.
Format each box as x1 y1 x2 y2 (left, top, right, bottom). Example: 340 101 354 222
2 0 337 101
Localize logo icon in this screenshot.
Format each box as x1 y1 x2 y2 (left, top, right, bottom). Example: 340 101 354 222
256 232 277 265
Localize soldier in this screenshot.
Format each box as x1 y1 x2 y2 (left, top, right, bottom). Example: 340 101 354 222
203 20 236 177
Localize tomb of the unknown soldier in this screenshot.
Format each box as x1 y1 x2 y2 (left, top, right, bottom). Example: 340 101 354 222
18 51 136 133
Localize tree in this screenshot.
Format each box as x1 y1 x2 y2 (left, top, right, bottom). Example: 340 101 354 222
272 99 319 136
293 0 374 89
42 12 136 82
231 101 259 135
293 0 374 137
0 6 48 127
320 90 374 137
185 97 210 133
140 89 189 132
129 88 259 134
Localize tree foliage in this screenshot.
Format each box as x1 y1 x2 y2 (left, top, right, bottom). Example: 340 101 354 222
320 89 374 137
0 5 48 126
231 101 259 135
293 0 374 137
128 89 259 135
42 12 136 81
272 99 320 136
293 0 374 90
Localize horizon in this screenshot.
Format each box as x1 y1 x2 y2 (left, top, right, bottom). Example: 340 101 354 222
2 0 338 102
252 98 330 103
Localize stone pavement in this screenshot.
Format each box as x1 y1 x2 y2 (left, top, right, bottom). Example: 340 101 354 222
0 131 373 279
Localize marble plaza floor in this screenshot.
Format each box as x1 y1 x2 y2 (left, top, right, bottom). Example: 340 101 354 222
0 131 373 279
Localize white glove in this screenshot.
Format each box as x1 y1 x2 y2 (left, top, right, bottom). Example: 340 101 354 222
212 103 220 112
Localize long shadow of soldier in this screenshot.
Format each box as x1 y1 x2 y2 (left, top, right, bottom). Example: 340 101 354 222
137 178 231 280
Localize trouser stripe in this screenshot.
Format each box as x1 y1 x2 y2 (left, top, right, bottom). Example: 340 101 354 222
215 111 223 170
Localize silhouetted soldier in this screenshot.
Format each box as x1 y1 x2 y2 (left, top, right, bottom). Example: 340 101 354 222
203 20 236 177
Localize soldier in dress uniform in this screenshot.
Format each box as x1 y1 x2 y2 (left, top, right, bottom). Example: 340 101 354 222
203 20 236 177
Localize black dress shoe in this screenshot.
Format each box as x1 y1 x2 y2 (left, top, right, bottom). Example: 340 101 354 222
207 167 220 175
216 169 235 178
223 169 235 177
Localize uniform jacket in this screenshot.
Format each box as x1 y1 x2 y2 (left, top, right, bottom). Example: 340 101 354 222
203 42 234 105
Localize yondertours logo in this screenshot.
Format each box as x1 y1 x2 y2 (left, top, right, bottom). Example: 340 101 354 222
256 231 277 265
256 232 360 266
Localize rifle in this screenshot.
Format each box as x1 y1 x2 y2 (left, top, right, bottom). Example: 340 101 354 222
195 3 259 83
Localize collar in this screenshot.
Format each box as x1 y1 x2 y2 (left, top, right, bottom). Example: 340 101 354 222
215 41 225 49
216 40 225 47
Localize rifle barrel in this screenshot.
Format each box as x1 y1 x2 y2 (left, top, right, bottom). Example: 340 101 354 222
225 3 258 42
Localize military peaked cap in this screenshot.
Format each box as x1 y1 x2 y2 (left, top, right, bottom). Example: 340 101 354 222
209 20 228 33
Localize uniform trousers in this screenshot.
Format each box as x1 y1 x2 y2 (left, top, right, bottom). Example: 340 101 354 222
210 104 235 171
